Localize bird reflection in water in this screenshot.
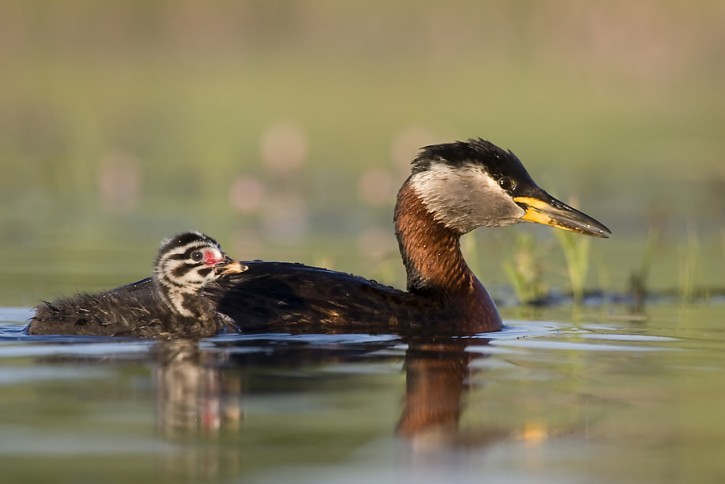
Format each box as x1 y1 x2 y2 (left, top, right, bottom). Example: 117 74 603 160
150 336 555 478
152 340 244 438
152 340 245 480
30 334 556 480
152 337 564 478
397 339 493 445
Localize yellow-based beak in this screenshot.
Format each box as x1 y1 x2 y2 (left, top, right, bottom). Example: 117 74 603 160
513 194 611 238
215 259 249 276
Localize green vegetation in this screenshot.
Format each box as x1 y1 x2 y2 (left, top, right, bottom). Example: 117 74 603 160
627 227 659 312
679 225 701 305
554 230 592 305
503 232 547 305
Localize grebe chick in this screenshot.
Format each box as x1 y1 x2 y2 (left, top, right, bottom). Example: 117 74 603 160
209 138 610 335
27 232 247 338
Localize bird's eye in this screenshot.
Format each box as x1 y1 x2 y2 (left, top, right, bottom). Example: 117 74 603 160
190 251 203 262
499 177 516 191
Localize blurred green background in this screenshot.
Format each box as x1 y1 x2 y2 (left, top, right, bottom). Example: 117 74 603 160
0 0 723 305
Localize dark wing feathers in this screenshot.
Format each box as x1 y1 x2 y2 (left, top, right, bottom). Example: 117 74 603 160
204 261 427 333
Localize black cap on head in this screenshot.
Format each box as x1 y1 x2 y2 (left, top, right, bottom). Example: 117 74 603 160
412 139 536 190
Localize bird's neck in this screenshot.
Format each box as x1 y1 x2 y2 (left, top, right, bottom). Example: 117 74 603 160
394 182 500 326
394 182 477 293
153 275 201 319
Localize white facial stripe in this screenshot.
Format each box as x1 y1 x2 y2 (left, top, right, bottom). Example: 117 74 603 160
153 234 226 317
163 241 218 256
162 261 216 284
155 245 222 303
180 267 211 284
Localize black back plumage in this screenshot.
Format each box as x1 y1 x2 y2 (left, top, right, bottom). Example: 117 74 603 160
203 261 484 336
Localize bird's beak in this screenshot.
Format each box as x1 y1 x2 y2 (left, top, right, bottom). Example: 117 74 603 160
215 259 248 276
513 190 611 238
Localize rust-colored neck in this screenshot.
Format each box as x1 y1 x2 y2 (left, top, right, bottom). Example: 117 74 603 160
394 181 501 330
394 182 474 293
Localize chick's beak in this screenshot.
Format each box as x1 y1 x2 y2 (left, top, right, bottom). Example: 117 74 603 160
513 190 611 238
215 258 248 276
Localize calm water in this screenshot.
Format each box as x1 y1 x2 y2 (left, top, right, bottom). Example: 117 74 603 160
1 304 724 483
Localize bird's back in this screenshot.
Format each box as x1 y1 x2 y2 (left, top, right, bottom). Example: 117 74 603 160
206 261 473 335
28 278 167 337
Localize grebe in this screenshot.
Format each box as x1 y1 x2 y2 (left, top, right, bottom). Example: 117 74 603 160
26 232 247 338
208 138 610 335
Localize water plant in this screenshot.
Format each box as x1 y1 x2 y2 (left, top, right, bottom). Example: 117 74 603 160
628 227 659 312
503 232 547 305
678 225 700 305
554 229 591 305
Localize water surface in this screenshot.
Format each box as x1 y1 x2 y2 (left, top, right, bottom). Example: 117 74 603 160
1 305 724 483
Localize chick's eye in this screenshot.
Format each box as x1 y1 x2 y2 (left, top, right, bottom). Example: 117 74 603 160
190 251 203 262
499 177 516 191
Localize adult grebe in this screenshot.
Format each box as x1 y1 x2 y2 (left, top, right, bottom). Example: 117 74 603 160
27 232 246 338
209 138 610 335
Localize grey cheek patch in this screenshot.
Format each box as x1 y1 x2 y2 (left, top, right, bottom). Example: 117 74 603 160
410 164 525 233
